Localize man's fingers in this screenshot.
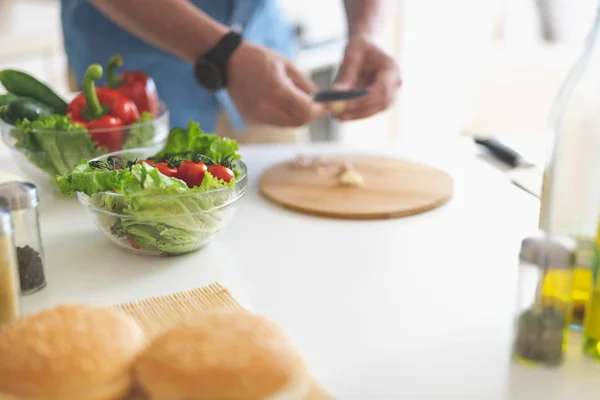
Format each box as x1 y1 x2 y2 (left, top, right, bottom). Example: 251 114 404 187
286 63 318 94
333 50 362 90
336 67 401 120
254 102 298 127
271 65 326 125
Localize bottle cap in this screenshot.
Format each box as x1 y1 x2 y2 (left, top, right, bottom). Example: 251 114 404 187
520 232 577 270
0 181 39 211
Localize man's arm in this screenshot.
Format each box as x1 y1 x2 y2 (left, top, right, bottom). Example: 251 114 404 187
90 0 229 63
342 0 384 38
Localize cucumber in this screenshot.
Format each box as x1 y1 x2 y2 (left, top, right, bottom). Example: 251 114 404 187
0 97 55 125
0 70 68 114
0 93 17 107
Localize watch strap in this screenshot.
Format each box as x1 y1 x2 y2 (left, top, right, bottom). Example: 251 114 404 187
201 31 243 88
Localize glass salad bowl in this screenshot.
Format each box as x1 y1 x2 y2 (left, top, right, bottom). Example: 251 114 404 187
0 104 169 192
76 147 248 256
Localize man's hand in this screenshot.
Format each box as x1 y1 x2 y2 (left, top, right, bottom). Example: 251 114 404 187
333 36 402 121
228 42 326 127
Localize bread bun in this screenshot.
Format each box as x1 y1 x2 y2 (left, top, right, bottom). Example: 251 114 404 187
136 311 311 400
0 304 145 400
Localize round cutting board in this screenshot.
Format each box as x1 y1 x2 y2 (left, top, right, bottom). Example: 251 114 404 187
259 154 454 220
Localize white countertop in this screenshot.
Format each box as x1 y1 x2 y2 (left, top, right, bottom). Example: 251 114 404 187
0 0 63 60
2 139 600 399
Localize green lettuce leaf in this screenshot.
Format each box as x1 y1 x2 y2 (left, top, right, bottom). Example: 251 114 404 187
56 160 135 196
122 112 155 150
152 120 240 163
11 116 102 177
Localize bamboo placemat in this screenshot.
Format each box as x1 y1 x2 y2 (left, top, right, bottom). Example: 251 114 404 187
114 282 332 400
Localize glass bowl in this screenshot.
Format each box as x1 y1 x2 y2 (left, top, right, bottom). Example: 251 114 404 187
76 147 248 256
0 104 169 192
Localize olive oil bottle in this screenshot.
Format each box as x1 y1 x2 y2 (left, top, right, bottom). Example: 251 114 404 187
582 223 600 359
534 2 600 361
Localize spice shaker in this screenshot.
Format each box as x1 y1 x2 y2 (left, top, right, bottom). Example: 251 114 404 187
0 204 21 326
512 232 576 367
0 182 46 295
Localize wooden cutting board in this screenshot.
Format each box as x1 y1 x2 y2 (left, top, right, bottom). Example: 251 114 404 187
259 154 453 219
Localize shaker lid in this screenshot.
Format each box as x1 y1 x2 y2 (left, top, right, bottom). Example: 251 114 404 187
520 233 577 269
0 200 13 235
0 181 39 210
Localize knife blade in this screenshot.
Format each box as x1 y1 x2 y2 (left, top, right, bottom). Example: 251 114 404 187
473 137 542 198
313 89 369 103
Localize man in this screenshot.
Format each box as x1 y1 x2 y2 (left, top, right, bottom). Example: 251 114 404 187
61 0 401 142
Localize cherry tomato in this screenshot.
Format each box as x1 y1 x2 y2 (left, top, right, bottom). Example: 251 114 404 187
207 164 235 183
155 162 178 177
177 161 207 188
127 236 141 250
136 159 155 166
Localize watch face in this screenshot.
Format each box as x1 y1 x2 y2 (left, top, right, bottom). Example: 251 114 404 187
194 60 224 92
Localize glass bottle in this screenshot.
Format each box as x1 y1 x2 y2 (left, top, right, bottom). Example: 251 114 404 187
583 220 600 359
0 203 21 327
0 182 47 295
537 4 600 336
512 233 576 367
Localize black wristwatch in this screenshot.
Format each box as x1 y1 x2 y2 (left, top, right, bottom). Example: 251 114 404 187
193 30 243 92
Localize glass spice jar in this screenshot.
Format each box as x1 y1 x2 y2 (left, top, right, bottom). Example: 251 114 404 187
512 232 577 367
0 203 21 326
0 182 46 295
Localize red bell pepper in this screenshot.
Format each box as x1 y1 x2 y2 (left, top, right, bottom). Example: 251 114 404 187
107 54 160 117
67 64 140 152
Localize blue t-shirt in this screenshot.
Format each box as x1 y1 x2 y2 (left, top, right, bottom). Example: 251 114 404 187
60 0 297 134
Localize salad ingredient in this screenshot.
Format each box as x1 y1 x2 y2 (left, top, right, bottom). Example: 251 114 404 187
122 112 156 150
177 160 207 188
155 162 178 178
152 121 240 163
291 154 312 168
0 97 55 124
67 64 140 152
127 236 141 250
11 115 100 176
330 100 347 114
0 93 17 107
339 169 364 187
16 245 45 294
136 159 155 166
207 164 234 183
107 54 160 117
0 69 68 114
339 161 364 187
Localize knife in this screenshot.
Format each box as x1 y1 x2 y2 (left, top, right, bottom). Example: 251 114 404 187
473 137 542 198
473 137 535 168
313 89 369 103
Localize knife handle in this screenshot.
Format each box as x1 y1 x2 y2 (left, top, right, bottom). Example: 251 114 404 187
474 138 522 167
